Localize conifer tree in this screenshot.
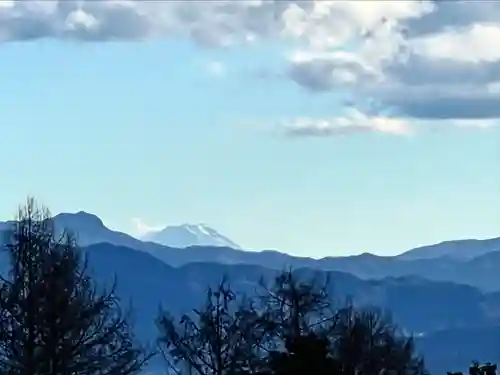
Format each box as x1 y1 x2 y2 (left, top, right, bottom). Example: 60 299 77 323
0 198 152 375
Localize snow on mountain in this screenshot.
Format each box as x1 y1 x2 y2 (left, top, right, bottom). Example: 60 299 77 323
141 223 241 249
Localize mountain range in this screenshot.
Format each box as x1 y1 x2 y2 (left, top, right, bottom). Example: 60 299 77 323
33 212 500 293
1 211 500 374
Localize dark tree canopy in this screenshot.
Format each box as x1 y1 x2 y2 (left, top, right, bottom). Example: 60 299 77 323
0 198 152 375
331 305 426 375
258 271 426 375
158 270 427 375
466 362 498 375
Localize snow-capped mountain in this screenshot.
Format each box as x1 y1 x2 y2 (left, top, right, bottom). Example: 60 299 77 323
141 223 241 249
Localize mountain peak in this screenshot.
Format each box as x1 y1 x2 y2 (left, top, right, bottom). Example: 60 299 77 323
143 223 241 249
54 211 105 231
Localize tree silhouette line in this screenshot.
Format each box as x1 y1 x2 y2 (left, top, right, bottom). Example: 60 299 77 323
0 198 494 375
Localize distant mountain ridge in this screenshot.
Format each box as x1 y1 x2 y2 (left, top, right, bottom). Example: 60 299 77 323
141 223 241 249
0 240 495 375
1 212 500 373
3 211 498 261
397 237 500 261
2 212 500 292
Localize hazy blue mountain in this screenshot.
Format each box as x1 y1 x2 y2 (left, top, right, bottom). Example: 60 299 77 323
397 237 500 261
3 212 500 292
83 243 500 374
53 212 148 248
41 244 500 374
0 212 498 373
2 242 492 357
2 239 491 340
0 233 499 374
142 223 241 249
417 325 500 375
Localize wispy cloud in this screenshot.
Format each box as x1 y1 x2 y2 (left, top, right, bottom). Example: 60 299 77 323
446 119 498 129
283 110 414 138
131 217 163 238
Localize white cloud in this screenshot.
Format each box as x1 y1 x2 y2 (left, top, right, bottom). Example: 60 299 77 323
2 0 500 125
411 23 500 63
282 1 435 60
283 109 414 138
131 217 163 238
282 112 498 138
0 0 278 44
278 1 500 121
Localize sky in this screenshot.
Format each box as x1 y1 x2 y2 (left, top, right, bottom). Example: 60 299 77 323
0 0 499 257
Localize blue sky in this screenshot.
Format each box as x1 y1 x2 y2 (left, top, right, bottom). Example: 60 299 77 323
0 1 499 257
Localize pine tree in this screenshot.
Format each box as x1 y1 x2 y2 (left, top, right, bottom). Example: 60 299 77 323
0 198 152 375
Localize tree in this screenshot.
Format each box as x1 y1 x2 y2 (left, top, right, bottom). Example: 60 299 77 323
448 362 498 375
331 305 426 375
0 198 152 375
263 332 341 375
256 270 337 341
255 271 341 375
257 271 426 375
467 362 497 375
157 270 428 375
157 278 267 375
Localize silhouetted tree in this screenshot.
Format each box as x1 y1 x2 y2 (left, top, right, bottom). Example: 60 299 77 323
158 269 428 375
468 362 497 375
264 332 341 375
481 363 497 375
157 279 267 375
258 271 426 375
448 361 498 375
331 305 426 375
0 198 152 375
254 271 340 375
257 271 337 341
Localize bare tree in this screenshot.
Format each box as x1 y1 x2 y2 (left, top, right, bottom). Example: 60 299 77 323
157 278 267 375
254 270 340 375
256 270 337 342
0 198 152 375
158 267 428 375
331 304 426 375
